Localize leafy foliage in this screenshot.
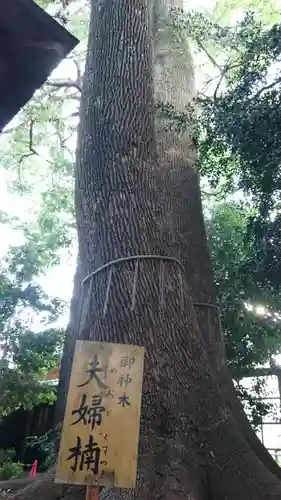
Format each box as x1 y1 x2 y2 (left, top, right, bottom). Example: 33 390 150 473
235 379 272 430
180 12 281 295
169 11 281 202
25 424 61 470
0 449 24 480
0 235 65 417
207 202 281 377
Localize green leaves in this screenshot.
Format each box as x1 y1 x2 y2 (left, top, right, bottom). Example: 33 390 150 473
12 329 63 375
0 368 57 418
0 449 25 480
0 237 65 416
207 202 281 376
190 13 281 205
0 323 63 416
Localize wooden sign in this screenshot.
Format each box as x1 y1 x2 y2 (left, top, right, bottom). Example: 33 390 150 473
55 341 145 489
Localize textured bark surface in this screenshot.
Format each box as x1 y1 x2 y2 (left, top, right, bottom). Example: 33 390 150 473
152 0 224 371
55 256 83 424
14 1 281 500
152 0 281 480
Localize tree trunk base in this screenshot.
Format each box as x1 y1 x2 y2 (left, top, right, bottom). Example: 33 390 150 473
11 469 85 500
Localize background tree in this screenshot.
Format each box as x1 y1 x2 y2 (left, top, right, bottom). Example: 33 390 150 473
206 201 281 426
0 228 65 417
207 201 281 377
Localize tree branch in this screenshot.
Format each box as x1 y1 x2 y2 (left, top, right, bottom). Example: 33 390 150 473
214 67 228 100
201 186 227 198
18 119 39 167
18 120 53 182
73 59 83 90
194 42 239 100
253 77 281 100
195 37 221 72
236 364 281 379
46 78 81 93
213 59 240 100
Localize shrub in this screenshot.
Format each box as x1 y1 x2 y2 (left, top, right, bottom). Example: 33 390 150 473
0 449 25 480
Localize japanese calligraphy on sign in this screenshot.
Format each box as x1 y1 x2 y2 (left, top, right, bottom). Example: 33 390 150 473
55 341 145 489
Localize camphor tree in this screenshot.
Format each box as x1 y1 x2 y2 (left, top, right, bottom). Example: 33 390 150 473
2 1 281 414
13 1 281 500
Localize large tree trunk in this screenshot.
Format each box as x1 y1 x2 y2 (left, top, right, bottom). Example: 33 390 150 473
152 0 281 481
153 0 224 370
15 1 281 500
55 255 83 424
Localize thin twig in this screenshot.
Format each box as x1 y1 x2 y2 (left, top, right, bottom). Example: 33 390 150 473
73 59 83 89
253 77 281 100
214 69 227 100
46 79 81 93
201 186 227 198
18 120 53 182
196 37 221 72
214 60 240 100
18 120 38 167
201 73 221 95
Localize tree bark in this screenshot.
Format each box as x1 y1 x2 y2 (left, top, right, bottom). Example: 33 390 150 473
152 0 281 480
14 1 281 500
152 0 224 370
55 255 84 424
